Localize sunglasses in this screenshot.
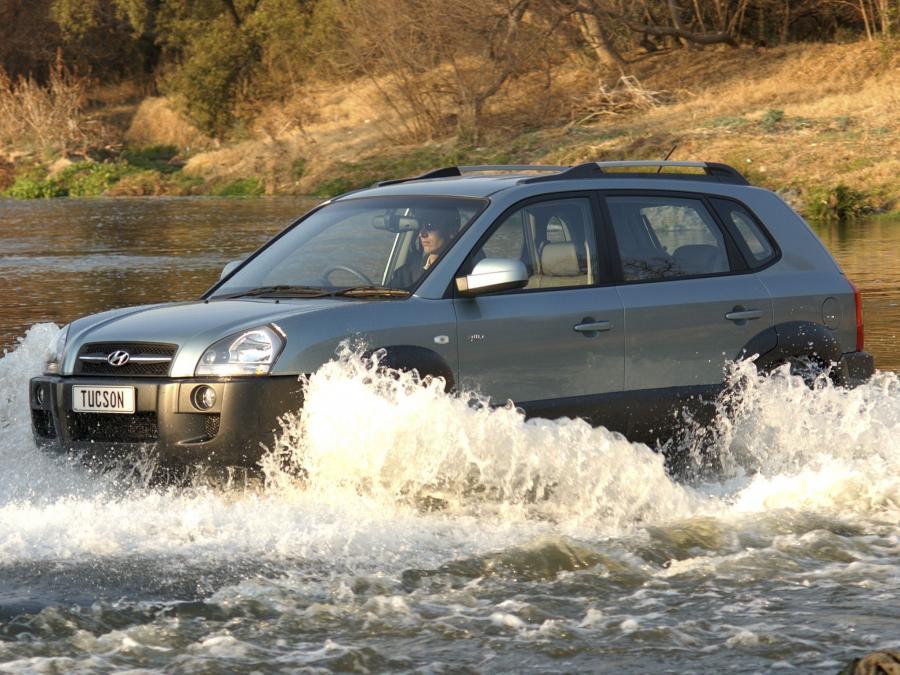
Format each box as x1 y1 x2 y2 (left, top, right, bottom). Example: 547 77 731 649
418 224 441 235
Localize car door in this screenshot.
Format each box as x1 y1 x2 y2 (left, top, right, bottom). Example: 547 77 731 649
600 192 774 421
454 194 625 428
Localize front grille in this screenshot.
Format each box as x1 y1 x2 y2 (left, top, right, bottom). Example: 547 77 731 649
67 412 159 443
205 414 221 439
75 342 177 377
32 410 56 439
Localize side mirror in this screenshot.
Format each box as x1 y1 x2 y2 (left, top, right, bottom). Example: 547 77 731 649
455 258 528 296
220 260 241 280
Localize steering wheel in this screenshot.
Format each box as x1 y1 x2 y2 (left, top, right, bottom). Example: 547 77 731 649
322 265 374 286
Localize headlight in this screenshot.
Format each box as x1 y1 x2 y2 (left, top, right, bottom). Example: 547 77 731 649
45 324 70 374
195 325 285 376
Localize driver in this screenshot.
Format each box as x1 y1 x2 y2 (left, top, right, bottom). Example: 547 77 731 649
389 207 460 289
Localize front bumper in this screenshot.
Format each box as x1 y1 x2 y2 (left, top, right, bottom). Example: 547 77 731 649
29 375 304 467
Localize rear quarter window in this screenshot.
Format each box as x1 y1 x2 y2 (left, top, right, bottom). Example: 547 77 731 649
709 198 776 267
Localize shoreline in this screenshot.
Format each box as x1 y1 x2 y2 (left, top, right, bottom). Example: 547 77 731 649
2 41 897 223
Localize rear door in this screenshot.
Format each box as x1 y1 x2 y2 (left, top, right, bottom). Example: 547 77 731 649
454 194 625 426
600 192 774 423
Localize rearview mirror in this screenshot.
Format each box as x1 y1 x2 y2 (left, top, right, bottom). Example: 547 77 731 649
220 260 241 280
372 214 420 233
456 258 528 296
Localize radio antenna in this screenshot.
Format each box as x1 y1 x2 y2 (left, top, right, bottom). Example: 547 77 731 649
658 144 678 172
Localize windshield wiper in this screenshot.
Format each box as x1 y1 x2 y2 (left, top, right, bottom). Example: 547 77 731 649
212 285 333 300
327 286 411 298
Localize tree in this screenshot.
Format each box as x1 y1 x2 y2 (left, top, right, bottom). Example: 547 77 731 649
336 0 565 142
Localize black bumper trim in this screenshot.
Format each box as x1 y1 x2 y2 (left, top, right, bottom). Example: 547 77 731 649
30 375 304 467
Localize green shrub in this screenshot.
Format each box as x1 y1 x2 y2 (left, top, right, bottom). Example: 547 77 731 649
122 145 181 173
806 184 871 223
290 157 307 181
708 116 747 128
57 162 138 196
3 173 66 199
760 109 785 131
211 178 263 196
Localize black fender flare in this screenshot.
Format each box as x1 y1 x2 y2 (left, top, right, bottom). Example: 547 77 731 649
736 321 843 373
364 345 455 392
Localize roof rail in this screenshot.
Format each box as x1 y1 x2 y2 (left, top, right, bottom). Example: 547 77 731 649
520 161 750 185
375 164 568 187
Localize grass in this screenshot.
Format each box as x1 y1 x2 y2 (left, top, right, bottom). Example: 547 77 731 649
210 178 264 196
805 184 872 224
121 145 182 173
2 149 203 198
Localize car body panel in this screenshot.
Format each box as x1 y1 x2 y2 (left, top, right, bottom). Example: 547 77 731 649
616 274 774 389
454 286 625 401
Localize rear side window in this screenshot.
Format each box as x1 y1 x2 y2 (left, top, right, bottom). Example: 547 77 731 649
709 198 776 266
605 195 732 281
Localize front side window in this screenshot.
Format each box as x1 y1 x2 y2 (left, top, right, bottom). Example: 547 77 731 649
468 197 599 291
213 196 484 297
606 195 732 281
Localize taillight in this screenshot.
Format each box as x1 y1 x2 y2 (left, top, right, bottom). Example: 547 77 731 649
849 279 864 352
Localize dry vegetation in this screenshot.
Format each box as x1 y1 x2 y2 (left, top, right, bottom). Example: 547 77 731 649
0 59 101 158
1 0 898 215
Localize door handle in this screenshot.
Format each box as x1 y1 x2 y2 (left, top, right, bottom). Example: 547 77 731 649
574 321 612 333
725 309 763 321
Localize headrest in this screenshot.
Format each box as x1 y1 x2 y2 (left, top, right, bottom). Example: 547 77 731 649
541 242 581 276
673 244 727 274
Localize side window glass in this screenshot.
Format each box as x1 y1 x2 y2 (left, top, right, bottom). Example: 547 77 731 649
470 197 599 291
606 195 731 281
710 198 775 266
480 210 527 263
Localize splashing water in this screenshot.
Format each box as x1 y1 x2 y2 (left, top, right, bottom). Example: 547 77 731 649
0 326 897 670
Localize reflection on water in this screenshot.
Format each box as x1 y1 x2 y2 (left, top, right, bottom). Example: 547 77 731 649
0 197 320 351
0 197 897 370
811 218 900 371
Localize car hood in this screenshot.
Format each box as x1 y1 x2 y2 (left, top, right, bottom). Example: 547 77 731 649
65 298 347 377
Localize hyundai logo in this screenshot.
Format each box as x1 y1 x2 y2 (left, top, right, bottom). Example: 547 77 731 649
107 350 131 367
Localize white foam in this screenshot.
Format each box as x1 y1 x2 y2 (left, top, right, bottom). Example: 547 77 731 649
0 329 898 573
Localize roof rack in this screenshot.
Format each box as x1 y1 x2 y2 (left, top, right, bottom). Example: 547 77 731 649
375 165 568 187
520 161 750 185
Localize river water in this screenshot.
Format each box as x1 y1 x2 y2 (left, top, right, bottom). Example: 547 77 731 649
0 197 898 672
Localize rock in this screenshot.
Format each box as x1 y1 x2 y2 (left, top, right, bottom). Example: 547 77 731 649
47 157 75 178
841 650 900 675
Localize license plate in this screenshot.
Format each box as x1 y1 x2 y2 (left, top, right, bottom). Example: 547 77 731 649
72 386 136 414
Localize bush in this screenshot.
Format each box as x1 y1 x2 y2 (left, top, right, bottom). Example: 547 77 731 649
210 178 263 196
760 109 785 131
2 160 143 198
806 184 871 223
0 58 97 157
2 167 66 198
58 161 139 196
121 145 180 173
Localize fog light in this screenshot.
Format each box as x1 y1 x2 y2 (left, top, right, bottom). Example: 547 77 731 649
192 385 216 410
35 386 45 406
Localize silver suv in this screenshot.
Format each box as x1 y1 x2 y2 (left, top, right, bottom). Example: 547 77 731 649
30 161 874 467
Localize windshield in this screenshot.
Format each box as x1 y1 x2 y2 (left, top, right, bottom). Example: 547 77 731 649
211 196 485 299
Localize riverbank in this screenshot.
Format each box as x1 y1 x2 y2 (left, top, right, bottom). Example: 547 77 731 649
2 40 898 220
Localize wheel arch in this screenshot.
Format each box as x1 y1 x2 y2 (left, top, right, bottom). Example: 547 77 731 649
364 345 456 392
736 320 844 372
